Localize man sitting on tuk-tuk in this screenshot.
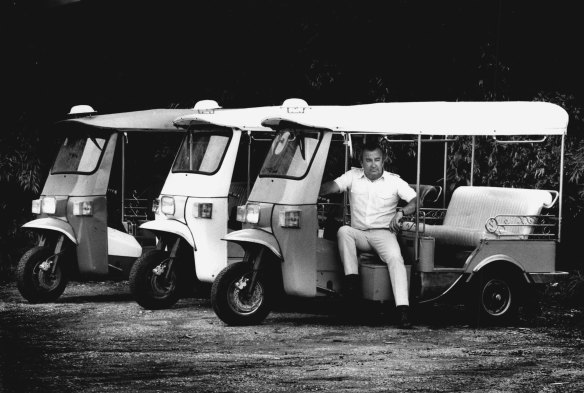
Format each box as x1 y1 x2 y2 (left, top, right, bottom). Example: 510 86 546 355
319 140 417 329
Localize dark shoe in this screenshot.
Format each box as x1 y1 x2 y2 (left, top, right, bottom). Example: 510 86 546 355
342 274 361 299
397 306 413 329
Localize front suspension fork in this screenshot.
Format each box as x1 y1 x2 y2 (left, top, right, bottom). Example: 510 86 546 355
165 238 181 280
38 235 67 275
153 237 181 279
246 247 265 295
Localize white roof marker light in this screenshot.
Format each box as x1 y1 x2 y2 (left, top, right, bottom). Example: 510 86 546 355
282 98 309 113
67 105 97 117
193 100 222 114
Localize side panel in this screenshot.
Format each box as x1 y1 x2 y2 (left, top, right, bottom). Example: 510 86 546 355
107 227 141 257
316 238 343 295
67 196 108 277
186 197 229 283
273 204 318 297
465 240 556 273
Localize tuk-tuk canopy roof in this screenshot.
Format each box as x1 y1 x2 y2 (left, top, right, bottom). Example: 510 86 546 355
56 109 197 132
173 106 286 131
261 101 568 136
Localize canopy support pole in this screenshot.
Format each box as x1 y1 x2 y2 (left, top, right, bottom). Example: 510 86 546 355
470 136 476 186
559 134 565 243
415 134 422 261
443 139 448 208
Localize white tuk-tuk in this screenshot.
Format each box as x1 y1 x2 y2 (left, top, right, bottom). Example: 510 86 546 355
17 105 195 303
210 100 569 326
129 99 308 309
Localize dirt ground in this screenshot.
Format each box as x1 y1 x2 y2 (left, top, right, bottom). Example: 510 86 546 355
1 280 583 393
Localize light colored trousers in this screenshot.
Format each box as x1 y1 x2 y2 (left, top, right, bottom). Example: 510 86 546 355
337 225 409 306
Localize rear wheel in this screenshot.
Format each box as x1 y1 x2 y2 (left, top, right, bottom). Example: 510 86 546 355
211 262 272 326
16 246 69 303
466 269 520 325
129 249 179 309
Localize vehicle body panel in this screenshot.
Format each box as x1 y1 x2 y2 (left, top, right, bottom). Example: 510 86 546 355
67 196 108 276
466 240 557 274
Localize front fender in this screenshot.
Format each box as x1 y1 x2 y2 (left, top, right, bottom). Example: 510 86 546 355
223 228 282 259
22 218 77 244
140 219 195 249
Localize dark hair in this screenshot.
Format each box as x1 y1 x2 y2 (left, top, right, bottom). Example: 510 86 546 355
359 140 386 162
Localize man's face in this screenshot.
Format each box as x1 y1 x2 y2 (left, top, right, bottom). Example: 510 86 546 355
361 148 384 181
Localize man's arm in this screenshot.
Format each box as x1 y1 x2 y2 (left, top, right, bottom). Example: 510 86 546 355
319 181 341 196
400 197 417 216
389 197 418 233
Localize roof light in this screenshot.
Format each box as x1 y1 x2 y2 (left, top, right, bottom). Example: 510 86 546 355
193 100 222 114
67 105 97 117
281 98 308 113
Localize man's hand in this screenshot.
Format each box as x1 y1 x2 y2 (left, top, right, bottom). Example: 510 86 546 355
389 210 404 233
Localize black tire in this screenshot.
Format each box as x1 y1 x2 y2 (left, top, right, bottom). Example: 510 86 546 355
16 246 68 303
129 249 179 310
466 269 520 325
211 262 272 326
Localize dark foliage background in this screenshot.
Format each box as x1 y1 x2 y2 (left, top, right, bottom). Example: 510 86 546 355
2 0 584 283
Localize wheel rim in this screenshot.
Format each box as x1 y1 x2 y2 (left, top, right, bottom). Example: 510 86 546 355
148 266 176 299
481 278 512 316
227 273 264 316
33 259 62 292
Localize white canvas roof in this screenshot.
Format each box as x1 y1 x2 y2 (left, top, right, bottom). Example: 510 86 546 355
173 106 285 131
62 109 196 132
261 101 568 136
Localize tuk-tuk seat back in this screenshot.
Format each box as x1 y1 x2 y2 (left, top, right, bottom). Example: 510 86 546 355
422 186 553 247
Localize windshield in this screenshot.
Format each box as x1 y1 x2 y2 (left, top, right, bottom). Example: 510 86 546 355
172 130 231 174
51 135 107 174
259 128 322 179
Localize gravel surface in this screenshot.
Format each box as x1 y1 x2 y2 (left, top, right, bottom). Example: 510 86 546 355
1 281 583 392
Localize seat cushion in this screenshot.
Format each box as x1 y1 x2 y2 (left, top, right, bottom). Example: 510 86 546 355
403 186 553 247
443 186 552 236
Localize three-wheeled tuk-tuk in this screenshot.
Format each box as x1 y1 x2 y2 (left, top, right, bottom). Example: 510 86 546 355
210 100 569 326
17 105 198 303
129 99 306 309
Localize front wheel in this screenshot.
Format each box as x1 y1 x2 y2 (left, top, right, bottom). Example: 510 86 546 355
129 249 179 310
16 246 68 303
211 262 272 326
466 270 520 325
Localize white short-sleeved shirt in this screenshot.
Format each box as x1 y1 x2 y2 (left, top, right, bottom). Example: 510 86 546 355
334 168 417 230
